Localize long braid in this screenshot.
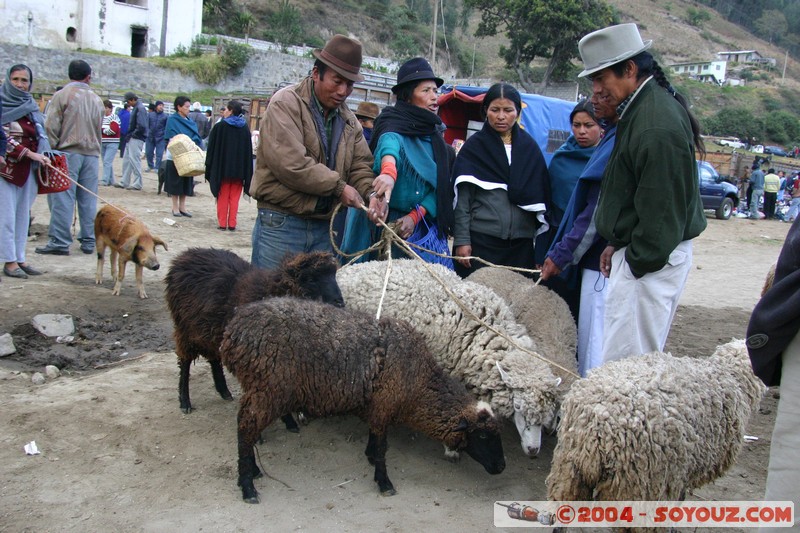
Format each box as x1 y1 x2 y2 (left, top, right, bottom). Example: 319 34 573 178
651 60 706 157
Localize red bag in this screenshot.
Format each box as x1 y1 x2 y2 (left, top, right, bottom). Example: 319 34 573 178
37 153 72 194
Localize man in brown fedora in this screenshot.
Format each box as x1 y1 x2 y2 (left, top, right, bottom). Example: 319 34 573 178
249 34 385 269
577 23 707 364
355 101 379 143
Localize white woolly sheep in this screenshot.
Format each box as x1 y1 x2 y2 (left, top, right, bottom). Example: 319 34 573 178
219 297 506 503
337 259 561 457
466 267 578 391
546 339 766 507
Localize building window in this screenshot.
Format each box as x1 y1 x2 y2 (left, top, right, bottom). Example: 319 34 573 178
66 27 77 42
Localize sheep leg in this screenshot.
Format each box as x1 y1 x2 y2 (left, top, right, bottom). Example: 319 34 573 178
209 359 233 401
237 392 276 503
178 358 193 414
365 431 395 496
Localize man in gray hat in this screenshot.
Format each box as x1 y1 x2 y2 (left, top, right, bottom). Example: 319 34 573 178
250 34 385 269
577 23 707 363
118 91 148 190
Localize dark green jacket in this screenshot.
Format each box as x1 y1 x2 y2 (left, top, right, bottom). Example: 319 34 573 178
596 79 707 277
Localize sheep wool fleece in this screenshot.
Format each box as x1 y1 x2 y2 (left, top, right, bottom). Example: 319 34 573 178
547 339 765 508
338 260 560 431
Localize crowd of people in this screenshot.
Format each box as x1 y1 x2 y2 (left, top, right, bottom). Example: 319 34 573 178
1 26 796 519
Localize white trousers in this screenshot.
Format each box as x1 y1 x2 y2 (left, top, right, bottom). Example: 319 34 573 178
601 240 693 363
578 268 607 377
761 333 800 531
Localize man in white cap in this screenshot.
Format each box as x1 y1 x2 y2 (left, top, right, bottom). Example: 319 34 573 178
187 102 209 145
577 23 707 362
249 34 385 269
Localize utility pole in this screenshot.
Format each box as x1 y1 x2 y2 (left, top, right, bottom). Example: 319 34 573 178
431 0 438 65
782 49 788 85
160 0 169 57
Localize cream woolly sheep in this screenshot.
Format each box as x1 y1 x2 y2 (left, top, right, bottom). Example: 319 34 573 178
466 268 578 391
219 297 506 503
546 339 766 506
337 259 561 457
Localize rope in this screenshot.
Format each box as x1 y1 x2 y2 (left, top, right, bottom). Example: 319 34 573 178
335 203 579 380
329 203 542 277
43 159 138 220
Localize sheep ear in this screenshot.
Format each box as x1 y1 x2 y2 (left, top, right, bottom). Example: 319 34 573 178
454 418 469 432
496 362 511 384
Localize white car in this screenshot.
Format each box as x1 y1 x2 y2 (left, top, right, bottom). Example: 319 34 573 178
717 138 746 149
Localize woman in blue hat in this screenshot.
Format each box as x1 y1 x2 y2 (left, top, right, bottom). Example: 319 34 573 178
342 57 454 266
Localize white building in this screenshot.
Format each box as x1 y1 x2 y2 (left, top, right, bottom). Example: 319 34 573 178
717 50 777 67
669 59 728 85
0 0 202 57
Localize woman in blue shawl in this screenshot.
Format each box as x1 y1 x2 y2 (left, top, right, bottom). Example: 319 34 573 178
340 57 454 265
540 95 617 376
164 95 203 218
1 64 51 279
535 99 602 318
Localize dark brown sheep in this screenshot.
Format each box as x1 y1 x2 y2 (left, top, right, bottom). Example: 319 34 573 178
220 297 506 504
164 248 344 417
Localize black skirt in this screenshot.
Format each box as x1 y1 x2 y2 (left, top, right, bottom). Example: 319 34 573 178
163 160 195 197
453 230 535 278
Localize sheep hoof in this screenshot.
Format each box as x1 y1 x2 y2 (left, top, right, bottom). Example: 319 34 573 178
380 487 397 497
222 392 233 401
181 406 193 414
243 494 260 504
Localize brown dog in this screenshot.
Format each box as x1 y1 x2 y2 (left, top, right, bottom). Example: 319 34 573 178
94 205 167 299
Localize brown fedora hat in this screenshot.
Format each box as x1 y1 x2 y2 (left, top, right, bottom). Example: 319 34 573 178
312 35 365 82
355 101 379 120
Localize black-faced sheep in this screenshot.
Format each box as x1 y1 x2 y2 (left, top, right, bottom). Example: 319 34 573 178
164 248 344 417
219 297 506 503
337 259 561 457
466 267 578 391
546 339 766 506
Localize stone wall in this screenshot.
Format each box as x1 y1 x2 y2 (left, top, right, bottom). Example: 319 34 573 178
0 43 315 99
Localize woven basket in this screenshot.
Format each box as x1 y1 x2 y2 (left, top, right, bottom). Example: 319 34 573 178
167 134 206 177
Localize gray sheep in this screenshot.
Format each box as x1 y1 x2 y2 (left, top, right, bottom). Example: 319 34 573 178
466 267 578 391
547 339 765 506
338 259 561 457
219 297 506 503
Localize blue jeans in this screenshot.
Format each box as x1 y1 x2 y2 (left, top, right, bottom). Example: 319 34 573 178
121 137 144 189
251 208 332 270
46 153 99 250
145 138 166 170
101 142 119 185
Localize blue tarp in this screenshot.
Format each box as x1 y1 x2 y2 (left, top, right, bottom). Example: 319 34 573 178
439 85 575 164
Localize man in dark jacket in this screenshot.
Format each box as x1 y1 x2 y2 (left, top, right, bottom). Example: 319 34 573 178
747 218 800 525
187 102 209 148
145 100 167 172
119 91 148 190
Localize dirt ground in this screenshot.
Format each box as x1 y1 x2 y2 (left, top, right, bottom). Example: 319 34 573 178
0 157 789 532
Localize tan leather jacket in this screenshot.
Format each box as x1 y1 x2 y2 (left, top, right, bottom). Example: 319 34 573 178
44 81 104 156
250 77 375 218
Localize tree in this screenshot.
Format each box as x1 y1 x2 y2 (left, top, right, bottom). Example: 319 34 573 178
754 9 788 45
465 0 616 91
703 106 765 143
686 7 712 28
263 0 304 52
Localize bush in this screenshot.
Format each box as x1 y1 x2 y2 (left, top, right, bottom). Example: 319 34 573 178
765 110 800 146
263 0 304 52
221 40 252 76
703 106 765 142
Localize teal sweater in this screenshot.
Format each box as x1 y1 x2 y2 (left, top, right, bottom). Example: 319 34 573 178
596 79 707 277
